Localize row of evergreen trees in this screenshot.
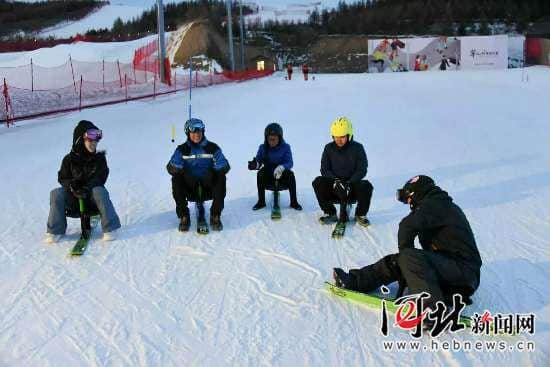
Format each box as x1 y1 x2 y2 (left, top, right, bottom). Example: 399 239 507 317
0 0 106 37
88 0 251 39
256 0 550 37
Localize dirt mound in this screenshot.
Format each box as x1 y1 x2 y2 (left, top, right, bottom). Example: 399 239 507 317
310 35 369 73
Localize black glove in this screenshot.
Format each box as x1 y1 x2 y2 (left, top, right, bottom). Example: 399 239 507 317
248 158 259 170
70 180 88 199
333 179 350 200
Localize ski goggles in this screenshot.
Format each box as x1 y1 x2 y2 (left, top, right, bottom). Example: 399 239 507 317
396 188 412 204
187 125 204 133
84 128 102 141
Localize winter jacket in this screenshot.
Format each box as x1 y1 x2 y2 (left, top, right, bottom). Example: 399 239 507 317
58 120 109 193
320 140 367 183
167 137 230 178
255 140 293 174
397 186 482 270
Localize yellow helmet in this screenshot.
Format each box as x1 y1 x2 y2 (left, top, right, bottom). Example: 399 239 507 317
330 116 353 138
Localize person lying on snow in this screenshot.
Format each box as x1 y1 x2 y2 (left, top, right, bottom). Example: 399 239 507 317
333 175 482 326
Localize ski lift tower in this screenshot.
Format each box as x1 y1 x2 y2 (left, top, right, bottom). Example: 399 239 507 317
226 0 236 71
157 0 167 83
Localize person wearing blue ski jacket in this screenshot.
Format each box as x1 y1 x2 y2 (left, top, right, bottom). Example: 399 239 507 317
247 122 302 211
167 118 230 231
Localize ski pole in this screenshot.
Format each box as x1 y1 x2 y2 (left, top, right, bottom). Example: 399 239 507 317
171 124 175 143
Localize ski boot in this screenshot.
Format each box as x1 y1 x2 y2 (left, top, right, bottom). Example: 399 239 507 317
210 214 223 231
355 215 371 227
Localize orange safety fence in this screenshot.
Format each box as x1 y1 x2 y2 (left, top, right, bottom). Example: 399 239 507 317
1 58 273 126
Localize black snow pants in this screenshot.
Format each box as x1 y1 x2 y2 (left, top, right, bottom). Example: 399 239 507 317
350 248 480 307
312 176 373 217
171 170 226 218
256 167 298 204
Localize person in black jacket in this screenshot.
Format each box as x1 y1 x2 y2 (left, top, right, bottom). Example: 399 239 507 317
46 120 121 243
312 117 373 226
333 175 482 311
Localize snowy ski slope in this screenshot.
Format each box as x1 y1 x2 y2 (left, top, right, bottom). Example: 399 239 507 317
1 65 550 366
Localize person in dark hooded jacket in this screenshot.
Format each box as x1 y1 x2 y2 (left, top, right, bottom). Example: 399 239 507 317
333 175 482 313
247 122 302 211
45 120 121 243
167 118 230 232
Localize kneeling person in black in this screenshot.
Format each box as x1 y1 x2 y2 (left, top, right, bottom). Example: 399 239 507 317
167 118 230 231
248 122 302 211
312 117 373 226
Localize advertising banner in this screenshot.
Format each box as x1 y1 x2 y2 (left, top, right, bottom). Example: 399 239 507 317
459 35 508 70
367 36 509 73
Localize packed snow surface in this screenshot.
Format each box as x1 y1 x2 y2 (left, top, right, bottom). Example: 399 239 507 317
1 64 549 366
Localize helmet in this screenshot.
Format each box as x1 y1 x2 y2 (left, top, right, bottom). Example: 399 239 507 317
330 117 353 138
396 175 435 205
264 122 283 139
184 118 205 135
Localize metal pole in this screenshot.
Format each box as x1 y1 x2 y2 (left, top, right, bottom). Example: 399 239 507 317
226 0 235 72
31 58 34 92
239 1 245 70
157 0 167 83
189 57 192 120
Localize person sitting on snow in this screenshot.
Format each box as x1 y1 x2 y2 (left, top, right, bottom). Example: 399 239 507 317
45 120 121 243
166 118 230 232
312 117 373 227
248 122 302 211
333 175 482 313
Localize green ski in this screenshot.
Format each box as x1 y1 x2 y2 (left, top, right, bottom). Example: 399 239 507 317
70 199 99 256
331 222 346 238
271 179 281 220
324 282 473 328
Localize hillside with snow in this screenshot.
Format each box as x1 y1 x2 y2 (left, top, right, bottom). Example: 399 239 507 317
13 0 346 38
1 32 549 365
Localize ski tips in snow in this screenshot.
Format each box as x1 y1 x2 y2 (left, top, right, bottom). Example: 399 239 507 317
69 216 100 256
331 222 346 238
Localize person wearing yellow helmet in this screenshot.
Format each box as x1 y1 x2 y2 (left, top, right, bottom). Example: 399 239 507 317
312 117 374 227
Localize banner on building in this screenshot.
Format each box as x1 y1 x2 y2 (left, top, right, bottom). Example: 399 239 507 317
367 36 508 73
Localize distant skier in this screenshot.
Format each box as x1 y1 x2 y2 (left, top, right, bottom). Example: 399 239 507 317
302 64 309 80
333 175 482 316
166 118 230 232
312 117 373 227
414 55 421 71
286 64 293 80
372 50 385 73
45 120 121 243
390 37 404 61
248 122 302 211
440 55 450 71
